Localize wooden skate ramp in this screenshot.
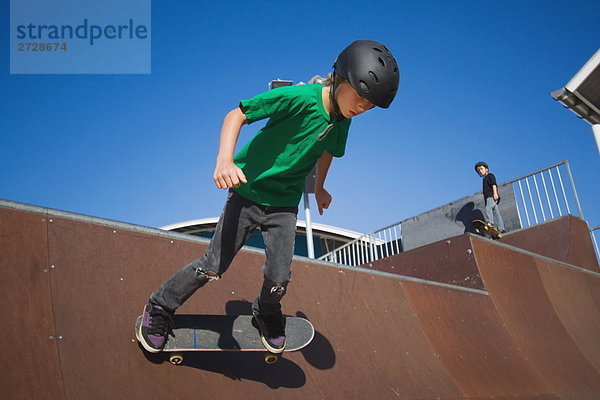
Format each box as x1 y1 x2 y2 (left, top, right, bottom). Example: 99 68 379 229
1 200 600 399
500 215 599 272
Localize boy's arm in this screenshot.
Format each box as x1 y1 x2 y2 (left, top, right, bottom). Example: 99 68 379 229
214 107 249 189
314 151 334 215
492 184 500 201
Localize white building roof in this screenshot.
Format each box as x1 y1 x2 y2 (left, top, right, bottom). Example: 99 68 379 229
161 217 364 241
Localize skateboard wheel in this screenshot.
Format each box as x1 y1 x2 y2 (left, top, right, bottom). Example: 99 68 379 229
264 353 278 364
169 353 184 365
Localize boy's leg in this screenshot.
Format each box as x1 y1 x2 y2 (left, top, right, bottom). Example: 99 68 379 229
251 206 297 353
485 198 495 225
492 203 506 231
139 190 260 353
252 207 298 316
151 190 261 311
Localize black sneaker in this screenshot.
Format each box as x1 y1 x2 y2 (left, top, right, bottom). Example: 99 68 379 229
253 312 286 353
137 301 174 353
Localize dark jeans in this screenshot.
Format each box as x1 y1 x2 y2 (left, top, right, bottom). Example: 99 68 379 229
151 190 298 317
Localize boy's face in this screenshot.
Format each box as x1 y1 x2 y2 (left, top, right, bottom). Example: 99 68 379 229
476 166 489 176
336 81 375 118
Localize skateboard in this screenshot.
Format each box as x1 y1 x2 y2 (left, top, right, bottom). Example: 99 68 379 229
135 314 314 365
472 219 503 240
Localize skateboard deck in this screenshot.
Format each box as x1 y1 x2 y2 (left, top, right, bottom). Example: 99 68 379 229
472 219 503 240
135 314 314 364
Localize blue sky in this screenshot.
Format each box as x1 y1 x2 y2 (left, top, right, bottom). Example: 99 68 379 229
1 0 599 235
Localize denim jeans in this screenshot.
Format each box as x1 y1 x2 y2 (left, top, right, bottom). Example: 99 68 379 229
485 197 505 231
151 190 298 317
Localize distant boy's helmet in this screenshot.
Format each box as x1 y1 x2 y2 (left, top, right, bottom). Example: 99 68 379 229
334 40 400 108
474 161 489 172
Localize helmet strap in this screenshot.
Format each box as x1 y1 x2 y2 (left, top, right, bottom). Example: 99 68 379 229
328 74 344 123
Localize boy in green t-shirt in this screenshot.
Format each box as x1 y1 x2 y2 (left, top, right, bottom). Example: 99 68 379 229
138 40 400 354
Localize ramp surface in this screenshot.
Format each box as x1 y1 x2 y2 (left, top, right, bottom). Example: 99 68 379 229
1 200 600 399
500 215 599 272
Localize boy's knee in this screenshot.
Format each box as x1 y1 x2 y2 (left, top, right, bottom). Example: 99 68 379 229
269 283 288 296
264 277 289 298
195 267 220 282
188 257 222 283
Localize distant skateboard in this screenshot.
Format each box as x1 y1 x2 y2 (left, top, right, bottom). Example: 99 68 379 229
135 314 314 365
472 219 503 240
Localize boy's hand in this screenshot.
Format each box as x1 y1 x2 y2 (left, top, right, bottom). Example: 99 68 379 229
315 187 332 215
213 159 247 189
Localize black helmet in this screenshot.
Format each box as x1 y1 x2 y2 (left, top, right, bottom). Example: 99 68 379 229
474 161 489 172
334 40 400 108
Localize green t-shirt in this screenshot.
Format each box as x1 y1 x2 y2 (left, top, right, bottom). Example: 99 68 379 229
233 84 350 207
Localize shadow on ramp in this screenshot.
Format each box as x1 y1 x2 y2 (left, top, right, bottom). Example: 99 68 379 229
138 345 306 389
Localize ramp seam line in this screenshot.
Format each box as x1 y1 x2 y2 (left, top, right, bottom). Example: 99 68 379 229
44 208 68 400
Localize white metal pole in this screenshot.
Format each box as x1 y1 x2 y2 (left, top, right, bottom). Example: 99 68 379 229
593 124 600 155
303 191 315 258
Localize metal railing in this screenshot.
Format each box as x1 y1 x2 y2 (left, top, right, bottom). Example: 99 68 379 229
509 161 583 228
320 161 587 267
591 226 600 263
319 223 401 266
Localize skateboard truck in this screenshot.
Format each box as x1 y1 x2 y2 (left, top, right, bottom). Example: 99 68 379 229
168 349 279 365
472 219 503 240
